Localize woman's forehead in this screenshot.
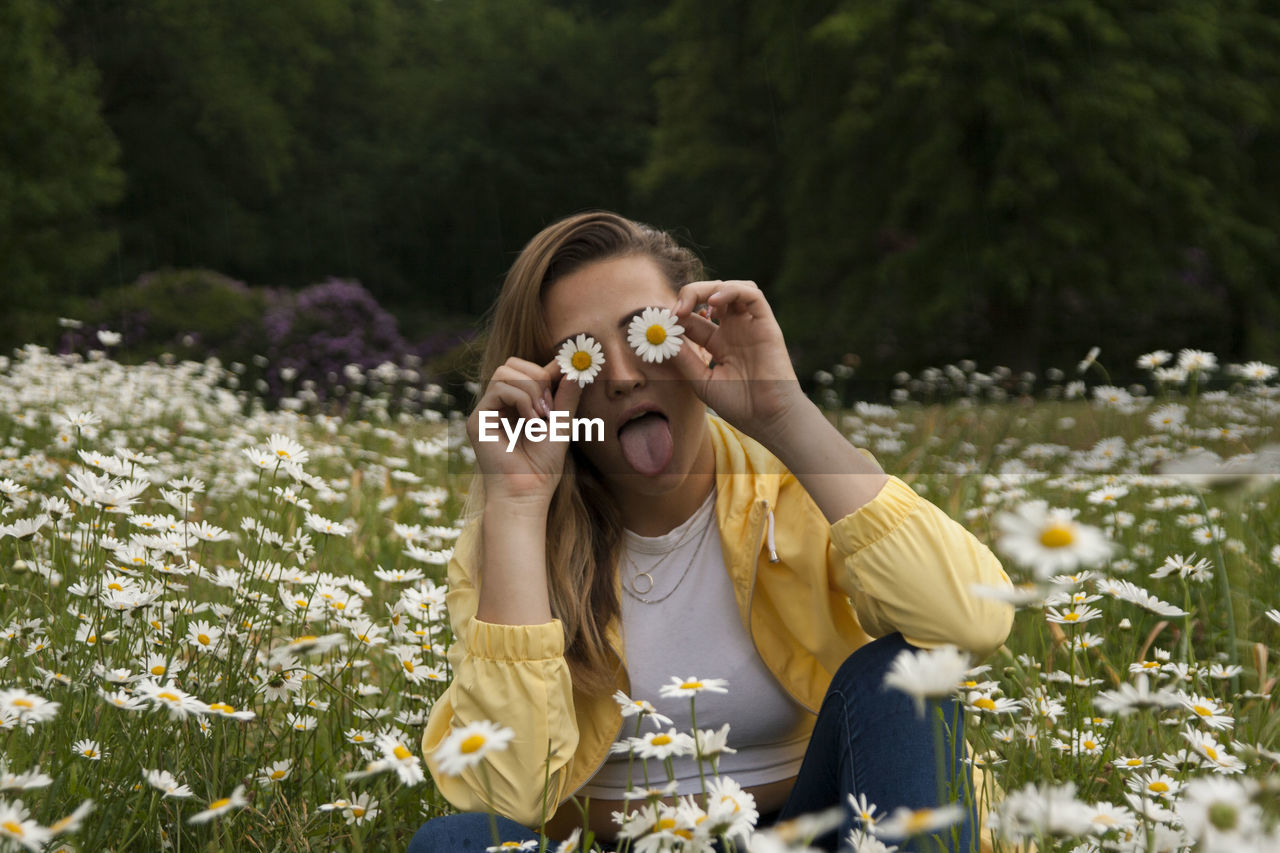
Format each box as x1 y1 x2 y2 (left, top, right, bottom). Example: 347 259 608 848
542 255 675 341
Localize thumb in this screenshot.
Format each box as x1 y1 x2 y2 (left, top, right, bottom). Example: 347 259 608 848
671 338 714 385
551 368 584 416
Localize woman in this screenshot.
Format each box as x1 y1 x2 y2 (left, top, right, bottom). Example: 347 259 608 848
411 212 1014 851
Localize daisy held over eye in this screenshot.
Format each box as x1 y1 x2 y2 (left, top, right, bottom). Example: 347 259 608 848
411 212 1015 852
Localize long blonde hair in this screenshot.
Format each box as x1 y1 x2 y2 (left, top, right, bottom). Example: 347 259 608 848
465 211 704 696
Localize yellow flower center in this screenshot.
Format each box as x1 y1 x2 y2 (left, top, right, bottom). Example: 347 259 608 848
905 809 936 834
12 698 33 709
270 770 286 780
209 797 231 810
652 734 672 746
1126 759 1143 766
108 582 123 591
352 735 365 742
681 680 703 690
645 324 667 345
1063 612 1081 622
460 735 486 754
351 808 366 818
276 449 290 458
158 692 180 703
1193 704 1214 717
2 821 24 836
656 818 677 831
1204 746 1219 760
403 661 415 673
1148 781 1169 793
1083 740 1098 751
197 634 210 645
571 351 593 371
151 665 166 675
209 703 234 713
393 745 413 761
1039 525 1075 548
974 697 997 711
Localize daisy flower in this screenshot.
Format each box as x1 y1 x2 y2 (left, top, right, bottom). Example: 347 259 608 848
71 739 106 761
341 793 379 826
265 433 310 465
135 680 208 720
0 799 52 851
433 721 514 778
376 733 427 785
143 769 194 798
871 804 964 841
994 501 1113 579
0 689 61 725
632 729 694 761
555 334 606 387
627 307 684 363
883 645 971 715
658 676 729 699
612 690 673 728
1136 350 1172 369
256 759 293 785
187 785 249 824
304 512 350 537
1180 693 1235 730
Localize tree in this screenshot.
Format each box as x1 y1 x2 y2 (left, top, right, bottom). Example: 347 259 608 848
0 0 122 347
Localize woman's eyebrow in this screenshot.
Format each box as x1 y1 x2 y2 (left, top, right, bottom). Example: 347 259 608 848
553 308 649 351
617 307 646 329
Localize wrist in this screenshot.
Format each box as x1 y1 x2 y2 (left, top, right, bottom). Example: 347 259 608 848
484 492 551 524
756 391 824 458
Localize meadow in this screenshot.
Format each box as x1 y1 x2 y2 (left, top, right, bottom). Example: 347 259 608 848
1 343 1277 852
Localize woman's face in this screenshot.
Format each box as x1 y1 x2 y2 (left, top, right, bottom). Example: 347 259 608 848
542 254 712 501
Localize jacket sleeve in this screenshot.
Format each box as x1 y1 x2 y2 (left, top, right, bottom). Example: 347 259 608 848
421 520 580 826
827 473 1015 660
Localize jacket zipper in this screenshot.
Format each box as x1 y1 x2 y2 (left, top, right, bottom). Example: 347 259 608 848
745 497 820 715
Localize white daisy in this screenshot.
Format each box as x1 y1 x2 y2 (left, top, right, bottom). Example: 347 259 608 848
71 739 106 761
994 501 1114 580
883 645 971 715
658 676 729 699
432 721 514 778
143 769 194 798
555 334 606 387
627 307 684 363
187 785 249 824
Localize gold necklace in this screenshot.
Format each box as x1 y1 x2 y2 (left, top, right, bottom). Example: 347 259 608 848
622 513 715 605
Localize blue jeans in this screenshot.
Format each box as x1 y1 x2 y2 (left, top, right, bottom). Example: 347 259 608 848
407 633 975 851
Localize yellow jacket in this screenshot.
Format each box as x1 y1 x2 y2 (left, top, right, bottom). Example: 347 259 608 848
422 415 1014 826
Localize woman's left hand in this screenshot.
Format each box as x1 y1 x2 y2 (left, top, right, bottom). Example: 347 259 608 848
669 280 810 446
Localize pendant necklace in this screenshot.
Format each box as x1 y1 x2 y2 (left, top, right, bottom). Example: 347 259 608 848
623 511 715 605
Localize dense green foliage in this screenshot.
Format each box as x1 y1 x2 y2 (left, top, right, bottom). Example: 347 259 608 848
5 0 1280 375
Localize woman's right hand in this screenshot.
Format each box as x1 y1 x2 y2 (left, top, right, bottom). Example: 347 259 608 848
466 357 584 509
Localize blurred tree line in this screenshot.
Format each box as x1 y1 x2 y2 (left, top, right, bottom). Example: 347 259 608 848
4 0 1279 381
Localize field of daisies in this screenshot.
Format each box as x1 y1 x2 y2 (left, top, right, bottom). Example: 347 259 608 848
1 342 1278 853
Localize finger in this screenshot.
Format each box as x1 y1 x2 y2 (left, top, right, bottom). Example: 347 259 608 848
670 336 715 386
483 380 543 423
706 281 772 321
493 363 555 416
672 280 724 317
551 368 584 418
677 311 719 348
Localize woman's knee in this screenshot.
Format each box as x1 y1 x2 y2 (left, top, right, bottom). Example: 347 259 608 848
407 812 538 853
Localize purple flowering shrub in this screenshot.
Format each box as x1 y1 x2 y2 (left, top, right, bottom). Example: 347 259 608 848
60 271 472 413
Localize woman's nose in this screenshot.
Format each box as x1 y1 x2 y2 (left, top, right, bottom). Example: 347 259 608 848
603 337 645 397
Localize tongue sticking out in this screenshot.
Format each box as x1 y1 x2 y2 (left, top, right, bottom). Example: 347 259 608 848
618 413 673 476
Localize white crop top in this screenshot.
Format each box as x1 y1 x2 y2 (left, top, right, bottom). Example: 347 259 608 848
578 487 814 798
